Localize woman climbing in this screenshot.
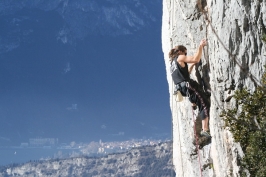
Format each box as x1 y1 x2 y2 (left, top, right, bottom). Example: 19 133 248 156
169 39 211 137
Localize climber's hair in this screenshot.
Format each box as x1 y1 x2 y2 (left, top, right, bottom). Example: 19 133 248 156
169 45 187 61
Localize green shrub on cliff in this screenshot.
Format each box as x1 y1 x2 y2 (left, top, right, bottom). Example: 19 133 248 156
222 66 266 177
262 34 266 43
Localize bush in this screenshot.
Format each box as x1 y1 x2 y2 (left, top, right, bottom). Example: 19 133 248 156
262 34 266 43
222 66 266 177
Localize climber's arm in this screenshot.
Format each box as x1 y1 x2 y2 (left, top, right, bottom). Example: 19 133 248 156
188 63 196 74
179 39 207 64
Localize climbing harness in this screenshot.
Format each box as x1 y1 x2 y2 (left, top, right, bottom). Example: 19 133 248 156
175 90 183 102
173 81 187 102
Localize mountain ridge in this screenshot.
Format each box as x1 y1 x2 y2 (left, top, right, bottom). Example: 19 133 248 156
0 141 174 177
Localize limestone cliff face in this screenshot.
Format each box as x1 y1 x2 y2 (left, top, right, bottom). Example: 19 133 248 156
162 0 266 176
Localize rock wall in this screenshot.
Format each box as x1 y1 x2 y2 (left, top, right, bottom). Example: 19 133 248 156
162 0 266 176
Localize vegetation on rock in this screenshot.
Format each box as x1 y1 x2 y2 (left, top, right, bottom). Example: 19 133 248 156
222 66 266 177
262 34 266 43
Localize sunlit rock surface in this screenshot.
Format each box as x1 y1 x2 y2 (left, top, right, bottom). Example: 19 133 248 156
162 0 266 176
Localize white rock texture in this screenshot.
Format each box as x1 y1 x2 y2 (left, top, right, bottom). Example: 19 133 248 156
162 0 266 176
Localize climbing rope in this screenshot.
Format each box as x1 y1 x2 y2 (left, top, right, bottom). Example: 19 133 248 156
186 81 203 177
199 4 261 86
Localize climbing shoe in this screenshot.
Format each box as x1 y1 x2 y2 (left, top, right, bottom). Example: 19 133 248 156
200 130 211 138
192 103 197 110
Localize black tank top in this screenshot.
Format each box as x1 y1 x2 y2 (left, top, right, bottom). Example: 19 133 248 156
170 57 190 85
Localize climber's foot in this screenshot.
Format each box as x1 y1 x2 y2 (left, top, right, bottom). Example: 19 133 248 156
192 103 197 110
200 130 211 138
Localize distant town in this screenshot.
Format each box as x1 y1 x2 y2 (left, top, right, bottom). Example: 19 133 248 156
3 138 170 159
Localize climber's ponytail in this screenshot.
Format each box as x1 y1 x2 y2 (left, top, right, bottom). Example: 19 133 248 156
169 45 187 62
169 48 178 61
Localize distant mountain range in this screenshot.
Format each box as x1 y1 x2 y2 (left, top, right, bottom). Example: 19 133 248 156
0 141 175 177
0 0 161 53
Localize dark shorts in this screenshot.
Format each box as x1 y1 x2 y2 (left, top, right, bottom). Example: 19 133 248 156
179 79 210 120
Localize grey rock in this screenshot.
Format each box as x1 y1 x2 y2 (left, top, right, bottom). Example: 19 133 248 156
162 0 266 176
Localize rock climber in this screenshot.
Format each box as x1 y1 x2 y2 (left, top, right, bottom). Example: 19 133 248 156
169 39 211 138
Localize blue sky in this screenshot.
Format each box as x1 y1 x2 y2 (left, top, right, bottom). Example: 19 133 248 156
0 0 171 145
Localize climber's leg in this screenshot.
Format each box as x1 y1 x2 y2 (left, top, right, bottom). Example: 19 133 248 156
200 117 211 137
186 80 211 137
202 117 209 132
